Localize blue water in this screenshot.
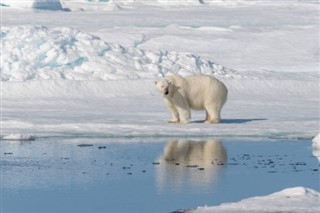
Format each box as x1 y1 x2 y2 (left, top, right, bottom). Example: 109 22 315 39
1 138 319 213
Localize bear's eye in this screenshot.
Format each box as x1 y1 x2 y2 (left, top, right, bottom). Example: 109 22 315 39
161 86 164 88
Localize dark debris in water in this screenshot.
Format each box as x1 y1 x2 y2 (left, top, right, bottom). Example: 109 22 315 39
186 165 198 168
228 152 313 174
98 146 107 149
77 144 93 147
122 166 131 170
171 209 192 213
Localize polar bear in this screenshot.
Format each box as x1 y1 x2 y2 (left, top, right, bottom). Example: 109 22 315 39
155 75 228 124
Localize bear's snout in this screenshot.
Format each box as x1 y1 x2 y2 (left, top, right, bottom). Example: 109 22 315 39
164 87 169 95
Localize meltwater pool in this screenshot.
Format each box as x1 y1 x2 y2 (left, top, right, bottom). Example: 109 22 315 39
1 137 319 212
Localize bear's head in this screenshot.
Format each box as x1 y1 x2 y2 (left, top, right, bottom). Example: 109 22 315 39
155 78 173 97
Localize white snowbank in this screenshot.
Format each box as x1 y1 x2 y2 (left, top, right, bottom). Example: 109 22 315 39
312 133 320 149
2 133 35 141
2 0 63 10
189 187 320 213
0 26 235 82
312 133 320 160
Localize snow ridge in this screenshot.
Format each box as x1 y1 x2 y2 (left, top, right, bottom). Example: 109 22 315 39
1 26 235 82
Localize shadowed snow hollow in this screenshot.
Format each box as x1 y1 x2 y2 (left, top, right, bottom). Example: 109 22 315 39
1 26 235 81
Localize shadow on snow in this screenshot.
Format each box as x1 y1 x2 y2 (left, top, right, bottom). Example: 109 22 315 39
190 118 267 124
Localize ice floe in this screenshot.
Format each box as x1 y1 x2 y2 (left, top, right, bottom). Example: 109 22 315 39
188 187 320 213
2 133 36 141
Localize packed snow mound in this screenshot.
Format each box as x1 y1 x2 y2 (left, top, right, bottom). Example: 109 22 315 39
189 187 320 213
1 26 235 82
2 0 63 10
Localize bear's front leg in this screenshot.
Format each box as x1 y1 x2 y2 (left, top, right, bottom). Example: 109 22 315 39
164 99 180 123
172 94 191 124
177 107 191 124
169 119 180 124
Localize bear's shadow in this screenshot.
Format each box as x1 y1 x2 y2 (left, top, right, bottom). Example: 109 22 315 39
191 118 267 124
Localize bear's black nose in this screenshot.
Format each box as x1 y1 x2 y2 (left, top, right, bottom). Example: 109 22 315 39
164 87 169 95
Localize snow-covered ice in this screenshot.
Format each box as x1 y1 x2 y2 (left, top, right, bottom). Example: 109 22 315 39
189 187 320 213
1 4 318 139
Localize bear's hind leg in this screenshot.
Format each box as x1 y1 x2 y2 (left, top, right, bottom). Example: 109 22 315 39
204 104 221 124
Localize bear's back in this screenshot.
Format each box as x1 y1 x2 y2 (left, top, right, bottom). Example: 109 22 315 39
185 75 227 109
185 75 219 86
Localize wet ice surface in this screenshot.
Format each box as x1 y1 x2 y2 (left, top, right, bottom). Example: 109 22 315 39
1 138 319 213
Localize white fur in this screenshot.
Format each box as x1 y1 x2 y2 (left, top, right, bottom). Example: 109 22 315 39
155 75 228 124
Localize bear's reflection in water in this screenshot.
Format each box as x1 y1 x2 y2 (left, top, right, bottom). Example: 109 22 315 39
156 139 227 191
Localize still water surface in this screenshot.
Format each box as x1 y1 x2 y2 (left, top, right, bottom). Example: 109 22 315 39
1 138 319 212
